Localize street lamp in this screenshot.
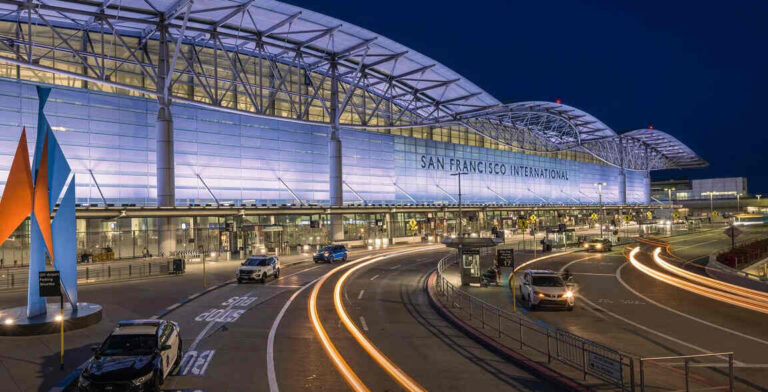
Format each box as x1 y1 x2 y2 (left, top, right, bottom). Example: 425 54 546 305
594 182 606 237
758 194 762 201
737 193 741 213
451 172 467 237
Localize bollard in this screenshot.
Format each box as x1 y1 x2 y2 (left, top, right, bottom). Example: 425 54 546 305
108 265 111 278
86 267 89 281
129 264 132 277
684 358 689 392
149 263 152 275
10 273 14 288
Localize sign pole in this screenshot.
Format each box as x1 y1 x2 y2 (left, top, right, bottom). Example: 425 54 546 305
59 293 64 370
203 256 207 288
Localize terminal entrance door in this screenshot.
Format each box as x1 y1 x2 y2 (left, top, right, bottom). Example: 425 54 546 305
460 248 481 286
262 225 284 255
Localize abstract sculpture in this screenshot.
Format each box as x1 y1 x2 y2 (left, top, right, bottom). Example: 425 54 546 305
0 86 76 318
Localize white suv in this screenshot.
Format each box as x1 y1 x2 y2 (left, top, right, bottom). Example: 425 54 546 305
237 255 280 283
519 270 575 311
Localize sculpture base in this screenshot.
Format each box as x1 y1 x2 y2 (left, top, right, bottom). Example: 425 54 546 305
0 302 102 336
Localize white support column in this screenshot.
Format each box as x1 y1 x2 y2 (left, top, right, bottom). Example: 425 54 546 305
156 21 176 255
619 137 627 205
329 61 344 241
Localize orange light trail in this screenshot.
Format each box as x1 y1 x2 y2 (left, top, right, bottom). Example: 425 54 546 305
628 247 768 315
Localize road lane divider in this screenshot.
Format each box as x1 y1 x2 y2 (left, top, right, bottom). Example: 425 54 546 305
628 247 768 315
267 276 321 392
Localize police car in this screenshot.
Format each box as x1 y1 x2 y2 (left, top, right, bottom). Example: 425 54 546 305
78 319 181 391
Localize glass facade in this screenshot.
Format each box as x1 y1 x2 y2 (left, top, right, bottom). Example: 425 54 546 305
0 78 649 207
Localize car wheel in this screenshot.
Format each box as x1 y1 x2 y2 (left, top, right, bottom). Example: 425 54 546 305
261 273 267 283
567 305 574 311
528 296 536 310
237 278 243 284
314 259 319 264
329 256 334 264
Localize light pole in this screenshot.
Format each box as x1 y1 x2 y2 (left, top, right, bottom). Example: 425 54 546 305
594 182 606 237
451 172 467 237
737 193 741 213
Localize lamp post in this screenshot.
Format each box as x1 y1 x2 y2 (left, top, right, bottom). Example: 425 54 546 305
709 192 713 215
451 172 467 237
737 193 741 213
594 182 606 237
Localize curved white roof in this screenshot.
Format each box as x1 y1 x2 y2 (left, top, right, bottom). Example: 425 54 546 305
0 0 706 170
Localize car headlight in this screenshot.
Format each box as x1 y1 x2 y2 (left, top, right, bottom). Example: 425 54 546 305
583 244 589 248
564 291 573 298
323 251 330 256
534 291 545 298
596 244 603 249
131 372 153 385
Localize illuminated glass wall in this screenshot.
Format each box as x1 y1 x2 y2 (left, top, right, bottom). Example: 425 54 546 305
0 78 649 206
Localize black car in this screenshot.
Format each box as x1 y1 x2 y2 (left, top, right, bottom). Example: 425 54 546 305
78 320 182 391
313 245 348 263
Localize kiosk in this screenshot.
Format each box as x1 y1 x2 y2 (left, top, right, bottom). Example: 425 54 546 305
442 237 503 286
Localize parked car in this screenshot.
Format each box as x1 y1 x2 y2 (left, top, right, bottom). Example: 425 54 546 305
78 319 181 391
313 245 348 263
237 255 280 283
519 270 575 310
584 237 612 252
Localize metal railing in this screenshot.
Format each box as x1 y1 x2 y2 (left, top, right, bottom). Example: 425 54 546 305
434 256 636 391
433 257 739 391
0 259 181 290
639 353 734 392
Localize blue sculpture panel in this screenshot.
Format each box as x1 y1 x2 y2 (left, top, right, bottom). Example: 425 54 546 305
52 178 77 307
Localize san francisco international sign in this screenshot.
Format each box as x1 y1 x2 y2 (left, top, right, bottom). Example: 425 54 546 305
419 154 570 181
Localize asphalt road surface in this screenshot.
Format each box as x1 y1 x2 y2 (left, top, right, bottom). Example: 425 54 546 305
513 229 768 392
163 246 557 391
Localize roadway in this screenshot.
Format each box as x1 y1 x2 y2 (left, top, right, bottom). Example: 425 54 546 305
0 244 562 391
163 246 556 391
511 229 768 391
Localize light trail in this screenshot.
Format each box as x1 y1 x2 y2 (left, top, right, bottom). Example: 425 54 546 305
308 255 374 392
627 247 768 315
652 249 768 303
308 246 441 392
333 248 436 392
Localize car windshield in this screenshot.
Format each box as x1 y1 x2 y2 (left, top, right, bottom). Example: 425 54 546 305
532 276 564 287
245 258 269 266
100 334 156 356
321 246 334 252
589 239 605 244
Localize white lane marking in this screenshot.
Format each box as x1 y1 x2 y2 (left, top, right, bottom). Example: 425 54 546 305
558 254 601 272
270 284 303 288
357 289 365 300
177 349 215 376
359 316 369 332
615 262 768 348
578 295 727 360
573 273 615 276
274 265 322 282
189 288 257 350
370 274 380 281
267 277 321 392
390 264 401 270
673 238 721 251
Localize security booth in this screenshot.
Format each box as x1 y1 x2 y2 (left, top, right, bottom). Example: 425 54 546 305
443 237 502 286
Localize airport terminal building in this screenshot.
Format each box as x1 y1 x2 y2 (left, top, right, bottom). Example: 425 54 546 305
0 0 706 260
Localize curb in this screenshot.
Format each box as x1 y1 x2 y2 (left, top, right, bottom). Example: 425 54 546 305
425 271 590 392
